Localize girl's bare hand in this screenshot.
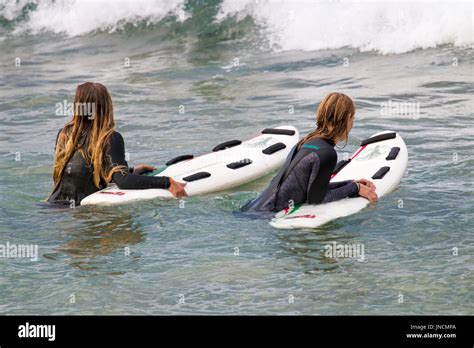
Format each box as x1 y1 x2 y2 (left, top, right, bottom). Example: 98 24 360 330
168 178 188 198
358 183 378 202
133 164 155 175
356 178 376 190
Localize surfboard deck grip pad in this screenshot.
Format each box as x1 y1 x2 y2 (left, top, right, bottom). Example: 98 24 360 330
386 147 400 161
371 166 390 180
212 140 242 152
226 159 253 169
166 155 194 166
262 128 296 136
182 172 211 182
361 132 396 146
262 142 286 155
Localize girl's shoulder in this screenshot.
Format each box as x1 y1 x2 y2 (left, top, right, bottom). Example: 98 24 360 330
107 131 126 150
109 130 124 142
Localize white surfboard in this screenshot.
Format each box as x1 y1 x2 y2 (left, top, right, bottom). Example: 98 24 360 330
81 125 300 205
270 130 408 229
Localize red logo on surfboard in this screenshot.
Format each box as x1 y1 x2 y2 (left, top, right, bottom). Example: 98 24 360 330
99 192 125 196
286 214 316 219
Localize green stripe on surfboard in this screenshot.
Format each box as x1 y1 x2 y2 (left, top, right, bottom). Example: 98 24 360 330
288 204 301 215
143 167 167 176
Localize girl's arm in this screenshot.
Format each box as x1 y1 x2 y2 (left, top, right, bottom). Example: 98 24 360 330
107 132 170 190
306 154 359 204
327 180 354 190
322 181 359 203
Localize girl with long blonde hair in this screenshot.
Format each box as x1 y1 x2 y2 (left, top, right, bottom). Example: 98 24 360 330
48 82 186 204
243 92 377 213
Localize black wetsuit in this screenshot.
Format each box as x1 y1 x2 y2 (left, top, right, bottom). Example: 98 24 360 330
242 137 359 214
48 129 170 205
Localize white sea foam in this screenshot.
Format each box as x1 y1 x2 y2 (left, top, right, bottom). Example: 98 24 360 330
218 0 473 54
1 0 472 54
1 0 186 37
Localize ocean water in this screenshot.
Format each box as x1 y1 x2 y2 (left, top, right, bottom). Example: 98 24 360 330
0 0 473 315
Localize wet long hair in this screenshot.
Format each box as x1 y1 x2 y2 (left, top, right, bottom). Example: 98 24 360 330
52 82 126 190
297 92 355 149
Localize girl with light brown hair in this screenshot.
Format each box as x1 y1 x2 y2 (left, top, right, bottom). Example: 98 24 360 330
48 82 187 205
243 92 377 213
